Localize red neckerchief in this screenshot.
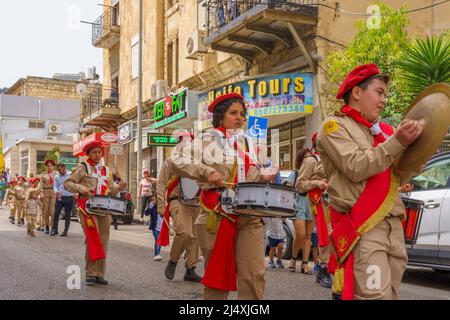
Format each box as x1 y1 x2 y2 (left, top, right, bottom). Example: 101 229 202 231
86 158 100 167
340 105 387 144
47 170 54 185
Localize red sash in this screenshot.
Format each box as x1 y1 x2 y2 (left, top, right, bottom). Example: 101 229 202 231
77 160 109 262
328 105 400 300
200 128 252 292
308 188 329 247
157 176 180 247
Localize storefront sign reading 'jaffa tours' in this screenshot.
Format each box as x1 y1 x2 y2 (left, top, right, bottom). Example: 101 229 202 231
198 73 314 128
152 88 188 129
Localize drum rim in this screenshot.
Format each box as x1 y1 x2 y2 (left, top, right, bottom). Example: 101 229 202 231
235 182 296 191
232 207 296 218
234 204 296 214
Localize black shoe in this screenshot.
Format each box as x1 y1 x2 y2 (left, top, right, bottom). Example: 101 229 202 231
332 292 342 300
10 219 15 224
21 219 25 225
45 226 50 235
164 260 178 280
86 276 96 286
114 225 118 230
320 268 333 289
316 266 323 284
60 231 68 237
50 230 58 236
95 277 108 285
183 268 202 283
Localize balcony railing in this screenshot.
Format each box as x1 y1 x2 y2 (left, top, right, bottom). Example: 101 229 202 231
92 6 120 47
81 87 119 120
205 0 316 36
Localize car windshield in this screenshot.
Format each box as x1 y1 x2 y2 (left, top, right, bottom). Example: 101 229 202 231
412 157 450 190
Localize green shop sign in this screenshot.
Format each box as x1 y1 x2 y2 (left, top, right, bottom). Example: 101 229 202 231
60 157 78 170
153 88 188 129
147 134 179 147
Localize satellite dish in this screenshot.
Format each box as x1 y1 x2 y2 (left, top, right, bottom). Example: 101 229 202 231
76 83 87 96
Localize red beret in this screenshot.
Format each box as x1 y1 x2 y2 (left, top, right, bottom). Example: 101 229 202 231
8 179 17 184
208 93 244 113
311 132 318 144
83 141 104 155
336 63 389 99
17 176 27 182
29 178 40 184
45 159 56 166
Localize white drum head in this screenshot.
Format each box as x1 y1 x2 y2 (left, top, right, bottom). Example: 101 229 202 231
180 178 200 200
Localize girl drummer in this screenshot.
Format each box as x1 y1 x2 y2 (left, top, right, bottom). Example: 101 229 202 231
64 141 125 286
171 93 276 300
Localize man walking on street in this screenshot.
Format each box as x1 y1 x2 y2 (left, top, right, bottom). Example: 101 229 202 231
51 163 75 237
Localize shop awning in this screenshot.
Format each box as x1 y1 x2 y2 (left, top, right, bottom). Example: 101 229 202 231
73 132 118 156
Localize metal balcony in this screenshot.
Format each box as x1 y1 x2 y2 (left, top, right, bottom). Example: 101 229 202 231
92 6 120 49
204 0 318 63
81 87 123 130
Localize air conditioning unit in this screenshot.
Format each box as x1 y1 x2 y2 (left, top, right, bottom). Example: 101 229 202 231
151 80 168 101
44 136 58 141
48 124 62 134
186 30 207 60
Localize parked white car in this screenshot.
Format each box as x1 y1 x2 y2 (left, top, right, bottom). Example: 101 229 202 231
404 151 450 271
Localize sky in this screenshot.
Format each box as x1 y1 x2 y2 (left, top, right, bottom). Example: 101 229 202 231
0 0 104 88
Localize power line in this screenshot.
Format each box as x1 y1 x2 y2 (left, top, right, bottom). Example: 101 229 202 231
289 0 450 17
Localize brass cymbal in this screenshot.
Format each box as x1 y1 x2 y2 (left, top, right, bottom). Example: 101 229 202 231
396 83 450 172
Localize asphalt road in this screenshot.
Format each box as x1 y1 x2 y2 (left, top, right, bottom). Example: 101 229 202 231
0 208 449 300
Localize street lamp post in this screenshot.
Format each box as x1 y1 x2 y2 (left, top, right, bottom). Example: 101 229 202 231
136 0 143 221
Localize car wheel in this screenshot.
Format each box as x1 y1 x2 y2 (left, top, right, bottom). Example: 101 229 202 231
282 223 293 260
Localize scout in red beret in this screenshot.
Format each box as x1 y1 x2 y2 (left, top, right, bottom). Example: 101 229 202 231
17 176 27 182
8 179 17 185
83 140 104 155
336 63 390 100
208 93 244 113
45 159 56 166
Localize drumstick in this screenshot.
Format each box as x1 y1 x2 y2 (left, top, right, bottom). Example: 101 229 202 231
164 217 175 236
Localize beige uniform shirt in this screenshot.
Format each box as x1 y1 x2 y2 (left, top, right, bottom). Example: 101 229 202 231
296 154 327 193
26 199 41 216
171 130 262 224
5 189 15 201
13 185 27 201
156 157 181 211
39 172 57 197
317 112 417 218
64 163 119 198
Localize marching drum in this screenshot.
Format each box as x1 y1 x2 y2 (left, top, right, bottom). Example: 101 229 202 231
179 178 200 207
401 197 424 245
86 195 128 216
221 183 297 218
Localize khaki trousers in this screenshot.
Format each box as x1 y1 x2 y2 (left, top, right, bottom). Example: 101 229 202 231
353 216 407 300
169 200 200 269
9 202 16 219
78 212 112 278
26 215 37 231
197 216 266 300
42 190 56 227
15 200 26 220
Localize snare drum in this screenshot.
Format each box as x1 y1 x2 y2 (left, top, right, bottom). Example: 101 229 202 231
86 195 128 216
179 178 200 207
401 197 424 245
222 183 297 218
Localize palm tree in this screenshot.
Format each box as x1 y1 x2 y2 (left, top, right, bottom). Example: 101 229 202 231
397 35 450 98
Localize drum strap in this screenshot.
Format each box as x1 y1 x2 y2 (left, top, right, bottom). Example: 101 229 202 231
328 106 400 300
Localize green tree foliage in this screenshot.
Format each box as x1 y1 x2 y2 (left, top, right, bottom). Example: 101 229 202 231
326 2 410 123
397 34 450 98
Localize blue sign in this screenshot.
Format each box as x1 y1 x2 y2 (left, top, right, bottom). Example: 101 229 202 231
247 116 268 140
198 73 314 129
